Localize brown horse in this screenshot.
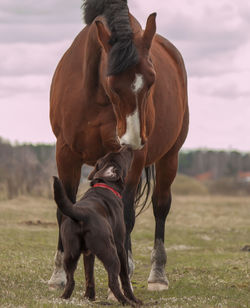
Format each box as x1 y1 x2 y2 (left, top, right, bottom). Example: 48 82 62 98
49 0 188 292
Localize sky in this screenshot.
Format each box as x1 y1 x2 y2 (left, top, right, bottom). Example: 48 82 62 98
0 0 250 151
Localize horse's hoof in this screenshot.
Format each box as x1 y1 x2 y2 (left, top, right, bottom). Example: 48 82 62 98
147 281 169 291
48 281 66 290
48 270 66 290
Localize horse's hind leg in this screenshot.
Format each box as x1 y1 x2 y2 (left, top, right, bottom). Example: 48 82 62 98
148 151 178 291
48 137 83 289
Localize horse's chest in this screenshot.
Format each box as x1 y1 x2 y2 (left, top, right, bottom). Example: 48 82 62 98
67 112 119 165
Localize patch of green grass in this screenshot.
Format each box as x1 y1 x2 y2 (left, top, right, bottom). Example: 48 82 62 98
0 195 249 307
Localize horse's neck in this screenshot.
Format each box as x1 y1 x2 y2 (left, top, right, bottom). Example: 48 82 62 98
82 25 102 90
81 21 110 105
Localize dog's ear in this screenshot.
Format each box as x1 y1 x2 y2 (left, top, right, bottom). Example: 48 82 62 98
88 165 98 181
119 146 134 180
88 165 121 182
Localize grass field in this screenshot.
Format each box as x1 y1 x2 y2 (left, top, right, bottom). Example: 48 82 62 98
0 190 249 307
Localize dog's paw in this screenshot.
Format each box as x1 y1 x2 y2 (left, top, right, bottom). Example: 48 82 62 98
134 298 143 306
84 287 95 301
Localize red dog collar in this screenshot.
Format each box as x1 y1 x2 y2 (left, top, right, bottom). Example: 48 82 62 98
93 183 122 199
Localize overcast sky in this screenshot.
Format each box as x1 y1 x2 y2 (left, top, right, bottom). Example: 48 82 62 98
0 0 249 151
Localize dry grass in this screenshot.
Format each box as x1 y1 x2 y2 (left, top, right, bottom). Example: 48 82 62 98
0 193 249 307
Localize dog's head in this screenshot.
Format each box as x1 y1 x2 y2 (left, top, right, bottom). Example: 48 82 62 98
88 146 133 185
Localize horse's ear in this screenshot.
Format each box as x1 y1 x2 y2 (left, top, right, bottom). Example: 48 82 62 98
143 13 157 50
95 20 111 53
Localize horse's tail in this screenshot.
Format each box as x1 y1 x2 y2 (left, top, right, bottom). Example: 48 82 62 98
135 165 155 217
53 177 85 222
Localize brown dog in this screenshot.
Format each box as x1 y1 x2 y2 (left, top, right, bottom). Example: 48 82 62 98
53 147 141 306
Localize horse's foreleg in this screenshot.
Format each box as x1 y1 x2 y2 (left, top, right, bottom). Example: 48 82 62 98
123 152 145 278
123 186 137 278
148 152 178 291
48 139 83 289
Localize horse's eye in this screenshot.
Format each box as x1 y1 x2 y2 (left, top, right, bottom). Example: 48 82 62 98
148 71 156 87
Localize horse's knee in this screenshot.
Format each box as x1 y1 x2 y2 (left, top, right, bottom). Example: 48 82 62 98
152 191 172 240
152 190 172 219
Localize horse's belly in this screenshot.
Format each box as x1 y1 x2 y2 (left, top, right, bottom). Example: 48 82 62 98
145 112 184 165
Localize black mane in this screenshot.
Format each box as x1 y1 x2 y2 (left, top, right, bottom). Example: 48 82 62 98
82 0 139 75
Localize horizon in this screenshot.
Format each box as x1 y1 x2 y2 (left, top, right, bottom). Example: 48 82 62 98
1 135 249 154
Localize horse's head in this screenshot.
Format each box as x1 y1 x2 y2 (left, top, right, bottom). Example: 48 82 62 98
96 14 157 150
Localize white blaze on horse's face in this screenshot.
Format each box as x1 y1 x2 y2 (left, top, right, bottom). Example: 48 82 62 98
131 74 144 94
119 74 145 150
119 109 141 150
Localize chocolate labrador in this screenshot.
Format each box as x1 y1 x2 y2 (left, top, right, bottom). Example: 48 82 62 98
53 146 141 306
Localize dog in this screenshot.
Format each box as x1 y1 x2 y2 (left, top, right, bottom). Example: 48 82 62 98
53 146 142 306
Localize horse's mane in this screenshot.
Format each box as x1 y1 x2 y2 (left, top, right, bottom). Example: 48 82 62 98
82 0 139 75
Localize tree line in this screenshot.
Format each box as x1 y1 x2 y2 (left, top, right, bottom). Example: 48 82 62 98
0 138 249 199
178 150 250 179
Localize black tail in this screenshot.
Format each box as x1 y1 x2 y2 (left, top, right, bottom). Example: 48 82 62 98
135 165 155 217
53 177 85 221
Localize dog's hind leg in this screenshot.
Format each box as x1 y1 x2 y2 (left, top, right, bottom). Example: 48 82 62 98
99 252 129 305
83 252 95 301
104 256 135 307
117 246 142 305
61 251 81 299
86 231 134 306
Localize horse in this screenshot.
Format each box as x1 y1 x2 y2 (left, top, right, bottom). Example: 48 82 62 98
49 0 189 292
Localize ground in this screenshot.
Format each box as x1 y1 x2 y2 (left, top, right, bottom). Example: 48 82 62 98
0 192 249 307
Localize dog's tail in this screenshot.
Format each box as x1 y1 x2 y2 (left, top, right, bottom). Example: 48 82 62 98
53 176 84 222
